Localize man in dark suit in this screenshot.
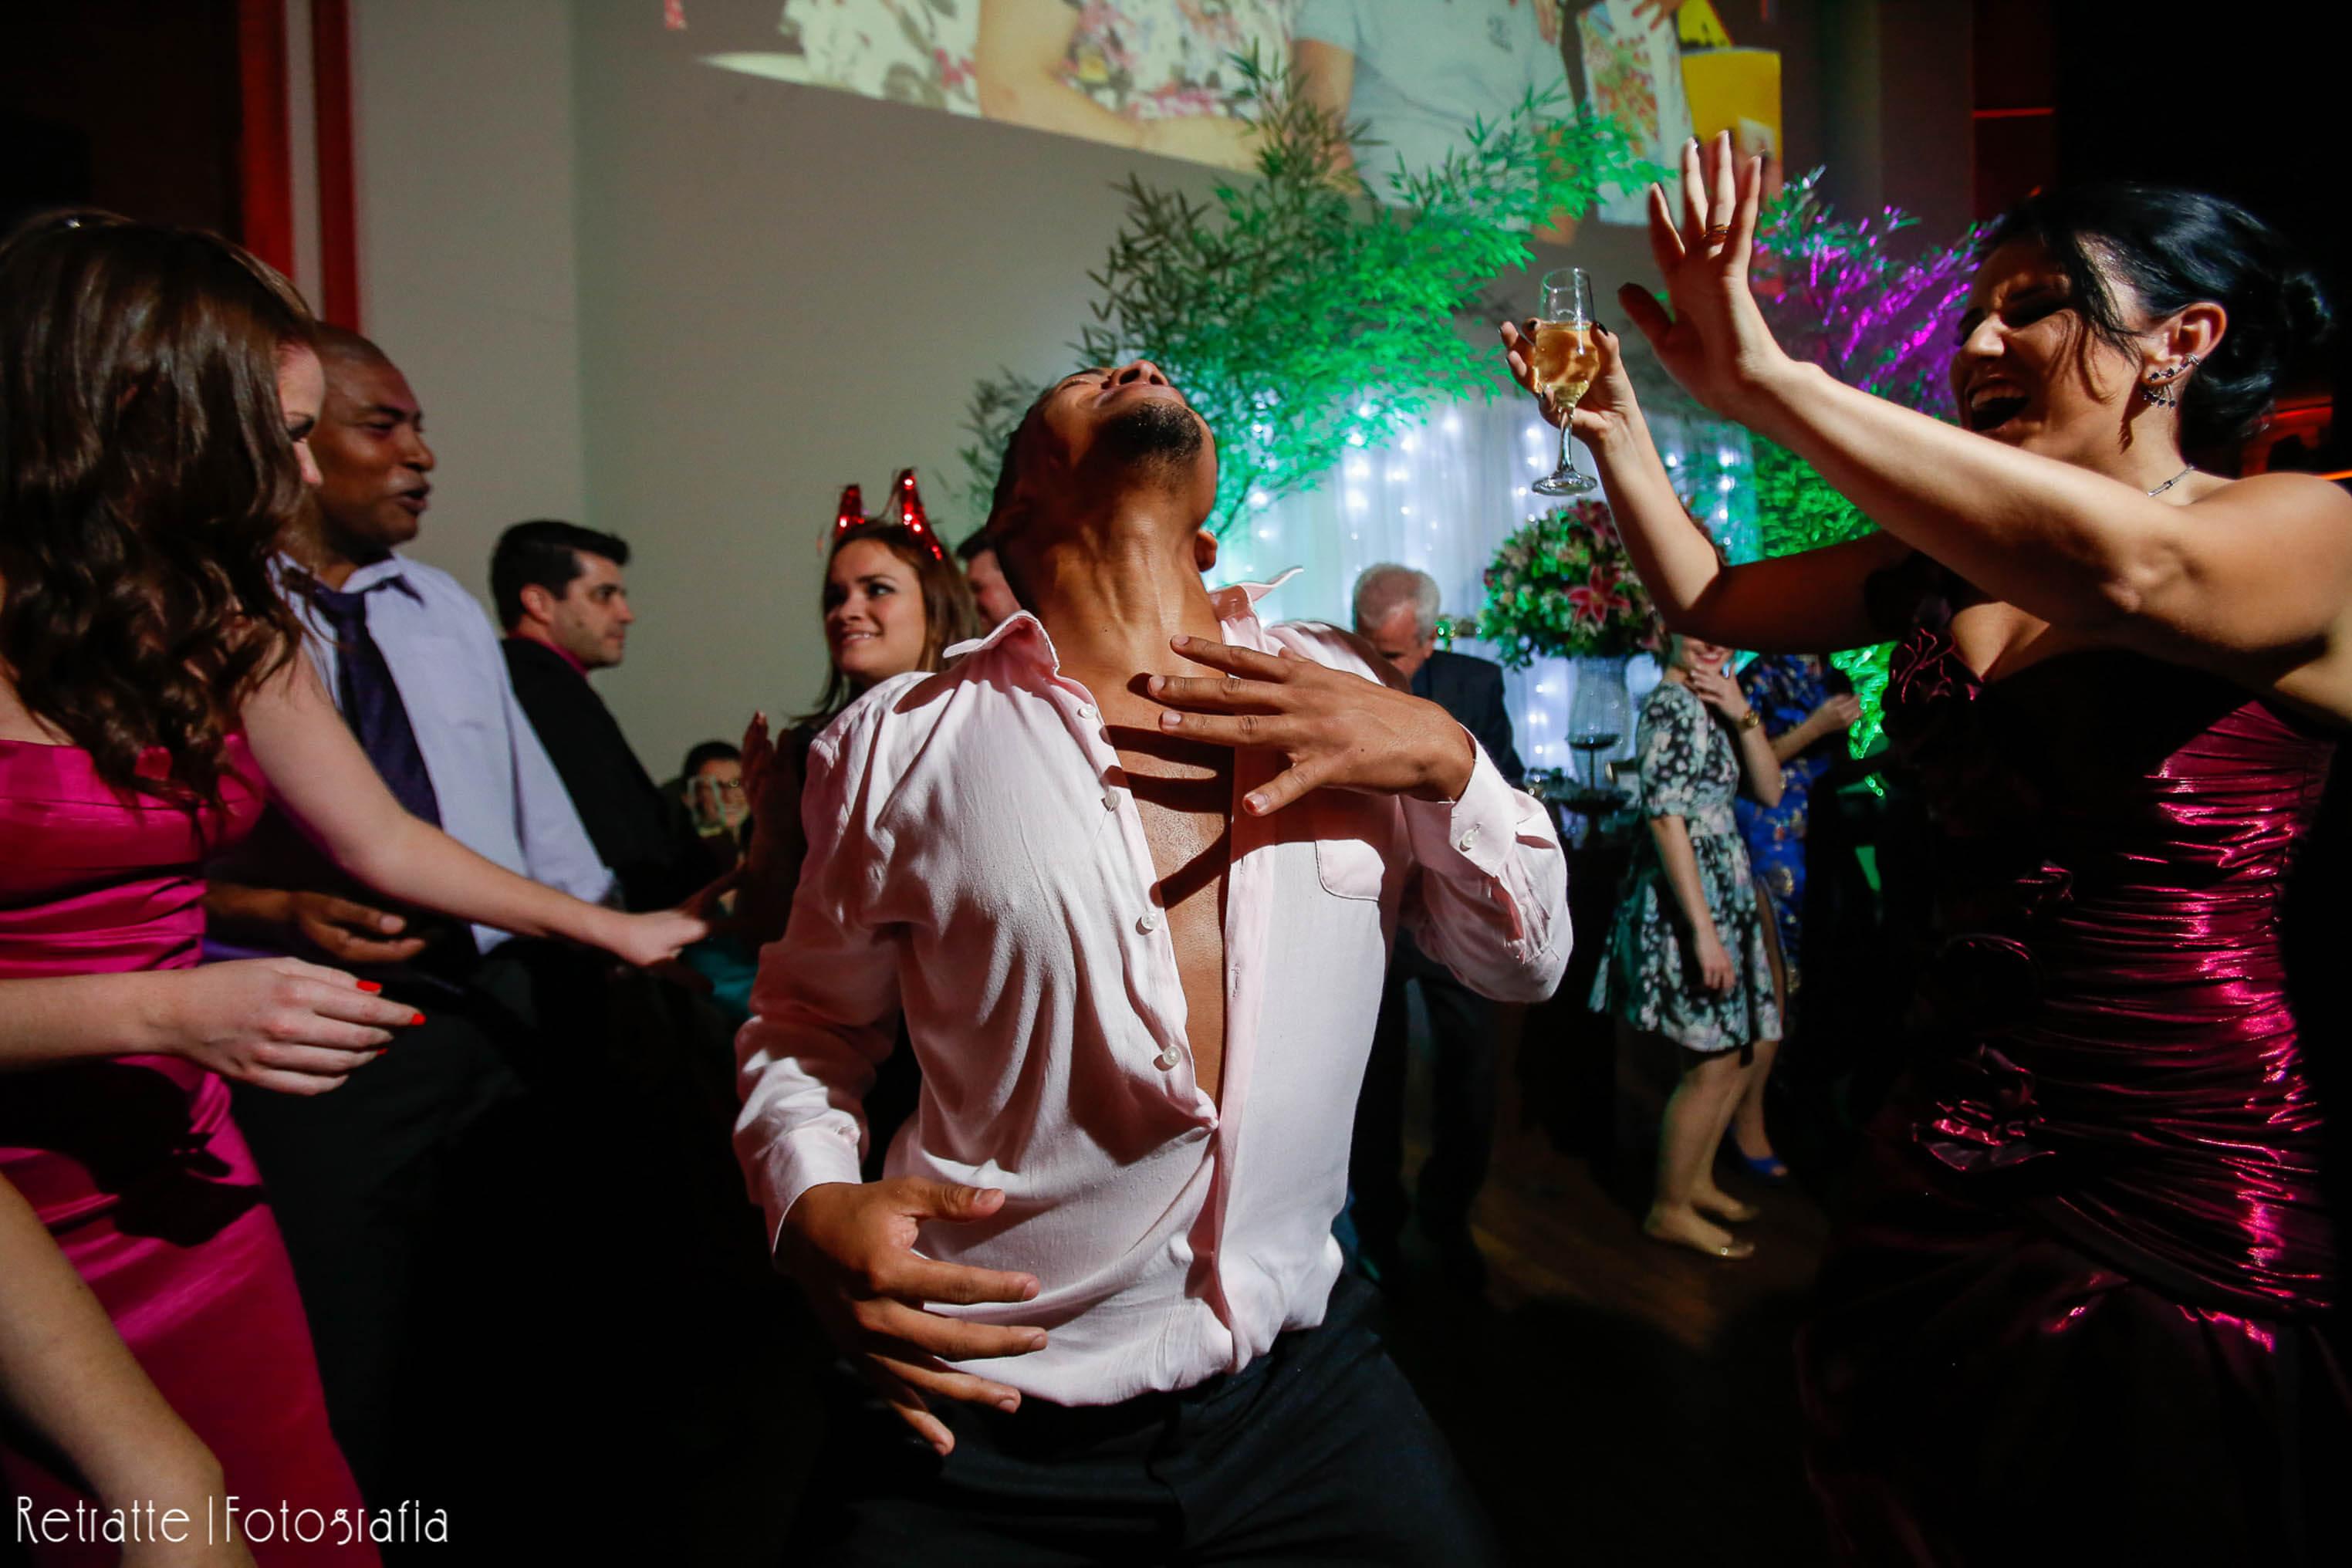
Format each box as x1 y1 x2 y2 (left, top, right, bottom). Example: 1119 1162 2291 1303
493 520 719 913
1350 564 1526 1293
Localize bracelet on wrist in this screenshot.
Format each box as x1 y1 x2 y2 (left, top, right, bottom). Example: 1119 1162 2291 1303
1735 709 1763 732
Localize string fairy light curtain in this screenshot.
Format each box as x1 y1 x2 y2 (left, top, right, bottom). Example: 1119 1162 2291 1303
1219 394 1758 781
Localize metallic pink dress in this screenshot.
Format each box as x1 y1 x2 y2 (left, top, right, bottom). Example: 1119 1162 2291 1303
1 737 376 1564
1801 561 2350 1564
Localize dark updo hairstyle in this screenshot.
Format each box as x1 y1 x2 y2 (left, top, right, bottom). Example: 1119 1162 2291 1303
0 210 315 807
1980 183 2331 451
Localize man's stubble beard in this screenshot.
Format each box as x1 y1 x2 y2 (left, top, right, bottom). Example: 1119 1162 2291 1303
1099 399 1205 480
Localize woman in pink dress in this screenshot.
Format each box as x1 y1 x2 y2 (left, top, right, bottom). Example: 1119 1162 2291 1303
0 212 704 1563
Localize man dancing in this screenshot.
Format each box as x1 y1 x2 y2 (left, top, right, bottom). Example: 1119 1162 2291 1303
737 360 1568 1564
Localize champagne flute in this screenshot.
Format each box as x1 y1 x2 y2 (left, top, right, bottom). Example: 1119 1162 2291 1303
1529 267 1600 496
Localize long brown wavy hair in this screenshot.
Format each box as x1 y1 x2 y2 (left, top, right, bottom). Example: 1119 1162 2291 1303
799 521 982 728
0 210 314 806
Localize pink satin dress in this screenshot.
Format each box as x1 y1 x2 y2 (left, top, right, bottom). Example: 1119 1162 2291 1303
1800 559 2351 1565
1 737 377 1564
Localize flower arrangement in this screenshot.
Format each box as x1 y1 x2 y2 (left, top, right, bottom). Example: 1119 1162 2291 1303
1474 500 1668 667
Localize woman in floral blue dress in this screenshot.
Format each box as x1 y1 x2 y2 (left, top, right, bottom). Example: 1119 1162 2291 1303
1729 653 1859 1175
1594 634 1786 1259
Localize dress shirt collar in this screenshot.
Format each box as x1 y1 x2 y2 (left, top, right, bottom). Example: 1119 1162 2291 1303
509 630 590 678
942 570 1302 670
279 550 423 605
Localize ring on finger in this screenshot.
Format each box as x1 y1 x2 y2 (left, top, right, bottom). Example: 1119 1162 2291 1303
1702 225 1732 243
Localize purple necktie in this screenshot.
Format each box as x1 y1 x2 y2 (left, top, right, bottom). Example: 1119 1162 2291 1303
308 583 444 828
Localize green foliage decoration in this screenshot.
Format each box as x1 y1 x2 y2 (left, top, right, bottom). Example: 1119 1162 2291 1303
958 49 1661 536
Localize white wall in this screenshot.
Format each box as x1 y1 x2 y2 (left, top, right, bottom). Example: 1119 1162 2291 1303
346 0 1903 778
350 0 587 613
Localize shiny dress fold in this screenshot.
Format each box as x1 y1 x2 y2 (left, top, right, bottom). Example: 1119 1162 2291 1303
1800 560 2350 1565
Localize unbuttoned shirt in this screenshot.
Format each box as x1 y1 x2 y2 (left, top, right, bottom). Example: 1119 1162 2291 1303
735 589 1570 1406
283 553 613 947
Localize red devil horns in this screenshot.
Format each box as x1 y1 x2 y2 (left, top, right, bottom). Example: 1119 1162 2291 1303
833 485 866 535
889 468 937 547
830 471 945 562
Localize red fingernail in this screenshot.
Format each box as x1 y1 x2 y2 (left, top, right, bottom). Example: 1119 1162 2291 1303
356 980 383 993
409 1012 426 1026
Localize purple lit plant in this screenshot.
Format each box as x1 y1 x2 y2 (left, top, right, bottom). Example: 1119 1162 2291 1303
1745 170 1984 757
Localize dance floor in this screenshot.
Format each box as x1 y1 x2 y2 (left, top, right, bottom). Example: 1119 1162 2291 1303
1380 1022 1834 1567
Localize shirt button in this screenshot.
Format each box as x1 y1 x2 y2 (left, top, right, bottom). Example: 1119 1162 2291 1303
1155 1046 1182 1070
1137 910 1161 934
1457 827 1479 851
1103 791 1120 811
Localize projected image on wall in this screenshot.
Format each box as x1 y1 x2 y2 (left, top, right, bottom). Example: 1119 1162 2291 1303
698 2 1779 224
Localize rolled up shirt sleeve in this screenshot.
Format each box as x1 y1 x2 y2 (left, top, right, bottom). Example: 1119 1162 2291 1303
732 725 901 1254
1398 734 1570 1003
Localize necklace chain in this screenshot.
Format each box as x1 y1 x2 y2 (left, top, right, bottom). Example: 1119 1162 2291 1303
2146 465 2196 498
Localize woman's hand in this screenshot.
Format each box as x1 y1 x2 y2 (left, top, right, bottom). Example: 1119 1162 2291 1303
1684 666 1752 724
163 958 417 1095
738 711 776 813
1691 926 1735 993
1810 692 1862 735
603 907 711 969
1498 319 1651 458
1615 131 1796 421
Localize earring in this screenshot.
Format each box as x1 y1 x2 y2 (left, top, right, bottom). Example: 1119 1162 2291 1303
2141 353 2202 408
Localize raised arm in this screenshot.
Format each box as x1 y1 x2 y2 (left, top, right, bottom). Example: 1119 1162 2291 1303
238 651 701 967
732 711 810 951
1614 133 2352 715
1499 316 1905 654
0 1174 256 1566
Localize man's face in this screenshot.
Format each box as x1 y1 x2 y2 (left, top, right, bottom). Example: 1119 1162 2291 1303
964 546 1021 630
685 756 747 833
1006 361 1218 537
539 551 634 670
309 353 434 557
1361 604 1437 682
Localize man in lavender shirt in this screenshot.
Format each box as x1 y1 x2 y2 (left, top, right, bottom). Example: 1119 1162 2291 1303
738 360 1568 1563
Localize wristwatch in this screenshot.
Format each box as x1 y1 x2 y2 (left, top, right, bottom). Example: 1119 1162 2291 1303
1735 709 1764 732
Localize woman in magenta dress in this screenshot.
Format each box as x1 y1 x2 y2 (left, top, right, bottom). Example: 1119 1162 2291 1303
0 213 705 1563
1502 144 2349 1560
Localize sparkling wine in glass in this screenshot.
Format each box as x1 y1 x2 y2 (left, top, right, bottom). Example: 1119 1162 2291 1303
1530 268 1600 497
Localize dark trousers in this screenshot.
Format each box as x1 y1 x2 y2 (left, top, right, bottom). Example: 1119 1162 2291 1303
1350 931 1499 1252
792 1275 1500 1566
226 951 532 1513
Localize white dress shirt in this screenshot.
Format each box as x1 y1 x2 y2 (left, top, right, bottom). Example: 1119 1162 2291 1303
287 553 613 946
735 586 1569 1405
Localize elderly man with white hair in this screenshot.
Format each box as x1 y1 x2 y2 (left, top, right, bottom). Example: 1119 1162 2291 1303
1348 564 1526 1294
